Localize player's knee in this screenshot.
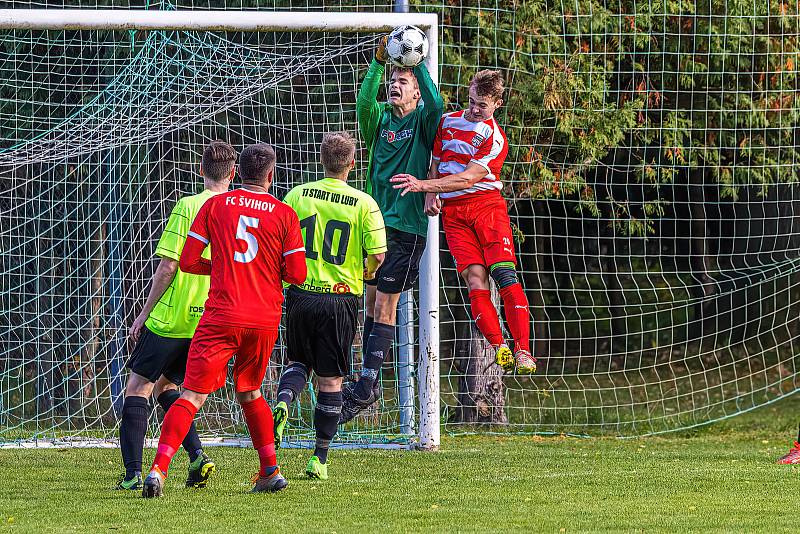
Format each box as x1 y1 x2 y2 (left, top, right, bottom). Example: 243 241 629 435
317 375 343 392
365 286 377 317
461 265 489 291
235 389 261 404
373 292 399 325
125 372 154 398
490 264 519 289
183 389 209 409
152 376 178 399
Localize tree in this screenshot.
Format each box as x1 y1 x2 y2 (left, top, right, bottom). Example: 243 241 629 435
431 0 800 423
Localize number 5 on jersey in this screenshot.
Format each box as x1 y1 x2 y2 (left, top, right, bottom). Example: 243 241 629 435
235 215 259 263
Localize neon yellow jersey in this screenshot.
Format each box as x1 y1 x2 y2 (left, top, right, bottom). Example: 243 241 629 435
284 178 387 296
145 189 218 338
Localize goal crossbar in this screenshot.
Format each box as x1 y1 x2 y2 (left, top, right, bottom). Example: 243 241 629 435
0 9 437 32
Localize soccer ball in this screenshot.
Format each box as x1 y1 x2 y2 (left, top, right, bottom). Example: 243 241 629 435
386 25 429 68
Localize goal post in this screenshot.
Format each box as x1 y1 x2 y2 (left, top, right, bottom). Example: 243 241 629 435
417 20 440 451
0 9 440 450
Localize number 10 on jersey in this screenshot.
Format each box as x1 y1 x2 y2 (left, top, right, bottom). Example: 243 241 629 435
299 214 351 266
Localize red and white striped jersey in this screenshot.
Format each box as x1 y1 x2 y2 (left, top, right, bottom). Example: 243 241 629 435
432 110 509 200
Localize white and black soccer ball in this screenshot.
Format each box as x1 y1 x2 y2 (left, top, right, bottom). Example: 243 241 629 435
386 25 429 68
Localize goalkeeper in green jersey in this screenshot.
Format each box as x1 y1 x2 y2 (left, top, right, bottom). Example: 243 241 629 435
274 132 387 479
340 35 444 422
116 141 234 491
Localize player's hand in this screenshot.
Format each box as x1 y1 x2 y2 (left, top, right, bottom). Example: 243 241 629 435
129 313 147 343
364 268 377 281
390 173 424 196
424 193 442 216
376 35 389 64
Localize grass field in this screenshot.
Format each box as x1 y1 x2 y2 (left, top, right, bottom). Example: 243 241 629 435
2 396 800 532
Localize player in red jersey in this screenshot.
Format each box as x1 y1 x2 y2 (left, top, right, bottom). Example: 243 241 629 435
391 70 537 375
142 143 307 497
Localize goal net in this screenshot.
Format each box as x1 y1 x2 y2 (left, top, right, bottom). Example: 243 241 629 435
2 1 800 449
0 9 438 448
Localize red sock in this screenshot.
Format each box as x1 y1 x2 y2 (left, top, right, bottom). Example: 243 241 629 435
500 283 531 353
241 396 276 476
468 289 504 346
150 398 198 475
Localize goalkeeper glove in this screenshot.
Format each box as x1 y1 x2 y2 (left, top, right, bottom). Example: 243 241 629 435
376 35 389 64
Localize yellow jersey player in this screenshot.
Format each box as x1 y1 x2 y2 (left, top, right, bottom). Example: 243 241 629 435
117 141 234 491
273 131 387 480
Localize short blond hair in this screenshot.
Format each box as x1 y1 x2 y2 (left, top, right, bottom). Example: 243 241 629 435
471 69 504 100
320 131 356 175
201 140 236 182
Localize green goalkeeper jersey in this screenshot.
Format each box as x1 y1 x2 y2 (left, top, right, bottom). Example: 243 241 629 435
284 178 387 296
145 189 217 338
357 59 444 237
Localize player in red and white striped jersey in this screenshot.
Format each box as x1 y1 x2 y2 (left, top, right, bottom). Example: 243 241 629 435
391 70 536 374
431 109 508 199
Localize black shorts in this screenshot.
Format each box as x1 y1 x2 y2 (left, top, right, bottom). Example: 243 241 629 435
126 326 191 385
284 287 359 378
365 227 427 294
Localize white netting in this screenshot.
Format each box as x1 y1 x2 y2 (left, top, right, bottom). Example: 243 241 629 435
0 24 419 446
2 0 800 446
431 0 800 435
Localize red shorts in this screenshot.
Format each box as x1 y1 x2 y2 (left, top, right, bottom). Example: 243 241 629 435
183 321 279 394
441 192 517 273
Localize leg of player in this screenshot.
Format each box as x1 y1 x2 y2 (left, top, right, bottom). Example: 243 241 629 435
363 285 377 350
142 389 208 498
489 262 536 374
273 361 309 447
461 264 515 373
153 377 215 488
117 372 154 490
306 376 343 481
343 230 425 422
350 290 398 402
240 389 288 493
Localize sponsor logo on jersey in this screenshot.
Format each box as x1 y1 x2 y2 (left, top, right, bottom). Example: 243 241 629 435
381 128 414 143
301 279 354 295
188 305 204 314
332 282 351 294
301 279 333 293
471 133 485 147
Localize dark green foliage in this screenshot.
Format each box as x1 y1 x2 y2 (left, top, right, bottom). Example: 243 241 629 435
429 0 800 223
424 0 800 370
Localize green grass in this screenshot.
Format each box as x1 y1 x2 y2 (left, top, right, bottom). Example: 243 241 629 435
2 395 800 532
